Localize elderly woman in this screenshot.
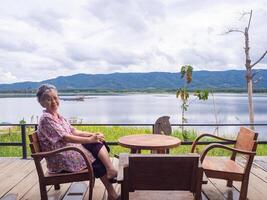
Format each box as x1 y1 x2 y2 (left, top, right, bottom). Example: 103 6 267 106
36 84 119 200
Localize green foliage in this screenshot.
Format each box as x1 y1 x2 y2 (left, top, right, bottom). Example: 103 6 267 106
194 89 209 100
0 126 267 157
19 118 26 124
181 65 193 83
176 65 209 140
176 88 189 101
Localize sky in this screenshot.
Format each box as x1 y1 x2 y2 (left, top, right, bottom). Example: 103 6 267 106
0 0 266 84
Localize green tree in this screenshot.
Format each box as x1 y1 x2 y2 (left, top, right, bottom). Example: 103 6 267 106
176 65 209 141
19 118 26 124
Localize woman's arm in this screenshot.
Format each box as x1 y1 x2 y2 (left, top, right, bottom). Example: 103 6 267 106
72 128 105 141
72 128 93 137
63 134 101 144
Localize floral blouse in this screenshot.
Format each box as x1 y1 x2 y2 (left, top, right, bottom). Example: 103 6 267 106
37 111 95 173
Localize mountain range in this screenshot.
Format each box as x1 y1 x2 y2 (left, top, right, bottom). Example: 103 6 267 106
0 70 266 91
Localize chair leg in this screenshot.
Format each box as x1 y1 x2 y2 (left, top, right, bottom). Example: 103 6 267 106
239 181 249 200
88 181 94 200
54 184 60 190
40 184 48 200
227 180 233 187
195 169 203 200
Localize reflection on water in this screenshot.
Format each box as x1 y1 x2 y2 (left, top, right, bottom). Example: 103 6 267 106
0 93 266 139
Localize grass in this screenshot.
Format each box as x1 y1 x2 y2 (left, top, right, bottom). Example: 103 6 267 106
0 126 266 157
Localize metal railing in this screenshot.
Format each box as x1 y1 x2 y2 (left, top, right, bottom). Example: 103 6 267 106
0 123 266 159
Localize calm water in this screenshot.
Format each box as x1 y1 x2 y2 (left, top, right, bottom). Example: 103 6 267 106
0 93 266 138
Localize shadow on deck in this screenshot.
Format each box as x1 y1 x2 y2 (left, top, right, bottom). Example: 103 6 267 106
1 157 267 200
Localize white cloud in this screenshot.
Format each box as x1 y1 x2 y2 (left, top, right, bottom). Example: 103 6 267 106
0 68 17 83
0 0 266 83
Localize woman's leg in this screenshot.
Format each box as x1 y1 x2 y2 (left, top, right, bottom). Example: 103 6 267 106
97 146 117 179
82 143 117 179
100 175 119 200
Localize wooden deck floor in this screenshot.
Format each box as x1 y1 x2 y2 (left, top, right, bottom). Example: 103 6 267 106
1 156 267 200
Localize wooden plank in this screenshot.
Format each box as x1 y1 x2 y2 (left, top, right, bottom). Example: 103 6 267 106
20 182 52 200
208 178 240 200
236 157 267 183
3 159 50 200
0 158 17 169
3 169 38 199
202 179 226 200
253 156 267 171
83 179 105 200
62 182 87 200
0 160 34 198
201 192 209 200
233 171 267 200
0 194 18 200
129 191 194 200
235 156 267 200
0 159 31 176
4 159 70 200
2 157 267 200
46 183 72 200
206 156 267 200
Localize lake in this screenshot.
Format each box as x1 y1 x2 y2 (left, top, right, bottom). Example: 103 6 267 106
0 93 266 139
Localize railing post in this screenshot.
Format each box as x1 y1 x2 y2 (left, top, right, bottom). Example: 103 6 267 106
21 124 27 159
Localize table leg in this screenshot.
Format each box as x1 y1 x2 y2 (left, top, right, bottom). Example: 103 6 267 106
156 149 165 154
131 149 141 153
156 149 170 154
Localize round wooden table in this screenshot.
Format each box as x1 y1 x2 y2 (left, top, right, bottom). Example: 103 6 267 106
118 134 181 153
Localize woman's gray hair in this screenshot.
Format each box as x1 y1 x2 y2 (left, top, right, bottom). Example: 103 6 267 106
36 84 57 102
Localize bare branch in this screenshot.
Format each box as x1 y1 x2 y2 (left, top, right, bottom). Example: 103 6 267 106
247 10 253 31
239 11 251 21
251 50 267 68
224 29 244 35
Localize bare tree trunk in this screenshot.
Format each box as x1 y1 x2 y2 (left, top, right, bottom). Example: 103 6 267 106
247 69 254 129
226 10 267 130
244 27 254 129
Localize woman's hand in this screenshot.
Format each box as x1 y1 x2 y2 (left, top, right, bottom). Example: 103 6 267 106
90 134 101 143
96 132 105 142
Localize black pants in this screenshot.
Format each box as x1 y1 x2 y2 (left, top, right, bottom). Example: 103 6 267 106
82 141 110 178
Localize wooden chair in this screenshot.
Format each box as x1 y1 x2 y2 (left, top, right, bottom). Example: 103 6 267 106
152 116 172 153
29 132 95 200
117 153 203 200
153 116 172 135
191 127 258 200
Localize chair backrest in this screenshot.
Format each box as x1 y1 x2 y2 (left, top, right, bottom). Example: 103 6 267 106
28 132 46 178
29 132 41 153
153 116 172 135
126 154 200 192
235 127 258 152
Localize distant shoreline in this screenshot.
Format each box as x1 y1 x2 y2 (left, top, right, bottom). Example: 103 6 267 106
0 89 267 98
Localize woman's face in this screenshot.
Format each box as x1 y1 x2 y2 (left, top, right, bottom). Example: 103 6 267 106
40 89 59 113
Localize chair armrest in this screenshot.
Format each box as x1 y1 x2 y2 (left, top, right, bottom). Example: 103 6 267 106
191 133 236 153
117 153 129 183
31 146 94 174
200 143 256 162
